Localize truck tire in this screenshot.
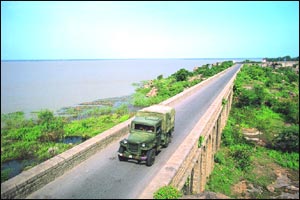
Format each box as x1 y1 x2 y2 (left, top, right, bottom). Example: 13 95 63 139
163 134 171 148
146 149 155 166
118 146 128 161
118 155 128 161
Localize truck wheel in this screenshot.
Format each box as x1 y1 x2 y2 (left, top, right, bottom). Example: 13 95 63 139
118 146 128 161
118 155 128 161
146 149 155 166
163 135 171 148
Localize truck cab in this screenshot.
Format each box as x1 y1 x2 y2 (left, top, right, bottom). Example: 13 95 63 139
118 105 175 166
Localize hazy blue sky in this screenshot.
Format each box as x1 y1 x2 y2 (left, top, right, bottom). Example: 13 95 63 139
1 1 299 60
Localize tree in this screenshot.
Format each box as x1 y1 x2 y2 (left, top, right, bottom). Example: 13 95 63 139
157 74 163 80
172 68 191 82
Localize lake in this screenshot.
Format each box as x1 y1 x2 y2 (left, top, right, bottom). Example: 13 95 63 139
1 58 260 115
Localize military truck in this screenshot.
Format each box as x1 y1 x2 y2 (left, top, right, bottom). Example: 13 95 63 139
118 105 175 166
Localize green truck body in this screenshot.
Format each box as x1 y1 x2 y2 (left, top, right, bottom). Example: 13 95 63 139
118 105 175 166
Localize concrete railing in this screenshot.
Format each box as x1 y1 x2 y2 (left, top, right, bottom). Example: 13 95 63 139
1 64 237 199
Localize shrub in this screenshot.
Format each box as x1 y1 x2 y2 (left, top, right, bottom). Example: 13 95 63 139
157 74 163 80
214 151 226 164
198 136 204 148
273 125 299 153
221 117 245 146
38 110 54 125
230 144 253 171
172 68 191 82
153 185 183 199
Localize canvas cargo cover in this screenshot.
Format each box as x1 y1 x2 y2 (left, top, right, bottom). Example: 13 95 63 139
136 105 175 133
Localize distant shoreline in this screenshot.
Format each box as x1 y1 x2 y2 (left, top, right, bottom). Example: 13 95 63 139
1 57 262 62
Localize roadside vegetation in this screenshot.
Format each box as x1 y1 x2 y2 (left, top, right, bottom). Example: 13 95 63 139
206 63 299 198
132 61 234 107
1 60 234 183
263 55 299 62
154 185 183 199
1 105 132 182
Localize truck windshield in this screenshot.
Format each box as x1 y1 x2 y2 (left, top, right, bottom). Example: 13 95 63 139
134 124 155 133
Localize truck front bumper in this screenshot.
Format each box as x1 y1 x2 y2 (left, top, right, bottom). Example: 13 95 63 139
118 152 147 161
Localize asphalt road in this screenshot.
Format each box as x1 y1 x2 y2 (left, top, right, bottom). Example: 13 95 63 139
27 64 242 199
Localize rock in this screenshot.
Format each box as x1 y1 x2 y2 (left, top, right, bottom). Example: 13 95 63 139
274 192 299 199
274 173 291 188
232 180 248 195
144 80 153 89
287 185 299 191
257 139 266 146
242 128 262 136
188 75 202 82
267 185 275 192
247 183 263 194
47 147 59 155
244 137 260 141
146 87 158 97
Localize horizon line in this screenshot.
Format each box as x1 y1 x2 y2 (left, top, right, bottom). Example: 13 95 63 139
1 57 263 62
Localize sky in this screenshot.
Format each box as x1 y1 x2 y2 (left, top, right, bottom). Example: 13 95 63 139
1 1 299 60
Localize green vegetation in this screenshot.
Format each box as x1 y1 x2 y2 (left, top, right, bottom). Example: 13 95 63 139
133 61 234 107
153 185 183 199
264 55 299 62
1 104 132 183
198 136 204 148
222 98 228 106
206 63 299 198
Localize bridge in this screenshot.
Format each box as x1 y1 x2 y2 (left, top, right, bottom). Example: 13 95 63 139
1 64 242 199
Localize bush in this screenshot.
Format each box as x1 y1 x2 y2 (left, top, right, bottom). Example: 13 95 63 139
273 99 299 124
273 125 299 152
157 74 163 80
38 110 54 125
221 117 245 146
153 185 183 199
172 68 191 82
230 144 253 171
214 151 226 164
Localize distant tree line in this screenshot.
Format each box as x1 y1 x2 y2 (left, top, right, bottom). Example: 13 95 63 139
264 55 299 62
242 60 261 64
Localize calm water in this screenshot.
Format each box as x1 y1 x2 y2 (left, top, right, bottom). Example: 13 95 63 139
1 58 260 115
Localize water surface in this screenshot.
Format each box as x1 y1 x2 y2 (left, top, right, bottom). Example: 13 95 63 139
1 58 260 115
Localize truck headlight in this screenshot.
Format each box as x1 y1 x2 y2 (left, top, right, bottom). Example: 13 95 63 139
141 143 146 147
123 139 128 144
